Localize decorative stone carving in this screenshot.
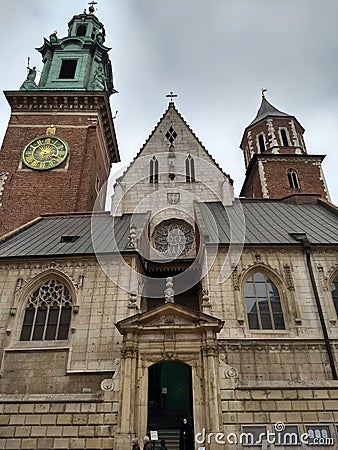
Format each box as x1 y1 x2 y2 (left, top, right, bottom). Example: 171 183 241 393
201 344 218 356
101 379 115 391
128 292 138 309
164 277 175 303
201 288 210 304
254 253 261 263
231 266 240 291
161 351 177 360
126 225 137 250
220 342 326 353
76 275 84 289
317 264 328 291
121 347 138 358
152 219 194 258
167 193 180 205
164 316 175 325
283 263 295 291
225 367 239 379
15 278 24 293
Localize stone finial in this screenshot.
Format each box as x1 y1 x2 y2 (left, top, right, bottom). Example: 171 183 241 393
164 277 175 303
126 225 137 250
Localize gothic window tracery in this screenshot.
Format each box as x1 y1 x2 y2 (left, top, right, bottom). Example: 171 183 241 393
149 156 159 183
331 277 338 315
288 169 300 190
185 155 195 182
20 279 72 341
244 271 285 330
152 219 195 258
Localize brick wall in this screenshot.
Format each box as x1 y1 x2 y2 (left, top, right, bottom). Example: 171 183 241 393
0 112 110 236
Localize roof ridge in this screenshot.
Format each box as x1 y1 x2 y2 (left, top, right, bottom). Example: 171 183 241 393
0 216 42 246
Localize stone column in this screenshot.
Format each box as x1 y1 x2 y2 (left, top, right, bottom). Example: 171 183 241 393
115 343 138 449
135 357 149 441
191 362 204 441
201 340 222 450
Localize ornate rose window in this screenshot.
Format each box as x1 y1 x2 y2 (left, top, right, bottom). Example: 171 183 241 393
152 219 195 258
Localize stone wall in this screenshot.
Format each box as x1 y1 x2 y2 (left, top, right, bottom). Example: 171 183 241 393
0 394 118 449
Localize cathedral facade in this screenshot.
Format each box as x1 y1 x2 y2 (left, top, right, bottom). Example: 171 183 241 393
0 7 337 450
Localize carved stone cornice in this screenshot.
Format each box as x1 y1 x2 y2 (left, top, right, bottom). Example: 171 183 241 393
4 90 119 164
219 341 328 353
201 344 219 357
0 258 98 272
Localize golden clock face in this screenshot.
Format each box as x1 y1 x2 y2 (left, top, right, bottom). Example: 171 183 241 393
22 136 69 171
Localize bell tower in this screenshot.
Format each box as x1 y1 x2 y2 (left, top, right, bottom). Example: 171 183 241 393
240 93 330 202
0 6 119 236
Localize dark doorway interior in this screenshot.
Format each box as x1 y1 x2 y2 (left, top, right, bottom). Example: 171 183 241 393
148 361 193 430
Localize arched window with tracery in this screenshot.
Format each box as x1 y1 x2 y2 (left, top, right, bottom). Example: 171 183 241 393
245 272 285 330
331 277 338 315
150 156 159 183
288 169 300 190
20 279 72 341
185 155 195 182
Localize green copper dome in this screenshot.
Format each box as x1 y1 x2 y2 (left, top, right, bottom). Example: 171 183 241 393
20 9 117 96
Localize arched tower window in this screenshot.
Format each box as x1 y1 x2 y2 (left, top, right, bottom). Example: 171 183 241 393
288 169 300 190
185 155 195 182
76 25 87 36
245 272 285 330
258 134 266 152
149 156 159 184
280 128 290 146
331 278 338 315
20 279 72 341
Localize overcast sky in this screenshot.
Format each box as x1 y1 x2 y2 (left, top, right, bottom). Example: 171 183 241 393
0 0 337 204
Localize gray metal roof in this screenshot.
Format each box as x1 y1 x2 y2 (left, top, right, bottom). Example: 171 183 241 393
0 200 337 259
0 213 141 258
198 200 338 245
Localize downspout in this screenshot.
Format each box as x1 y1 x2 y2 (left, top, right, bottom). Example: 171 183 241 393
290 233 337 380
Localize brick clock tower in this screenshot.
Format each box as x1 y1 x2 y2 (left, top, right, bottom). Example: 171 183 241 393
240 93 330 202
0 7 119 236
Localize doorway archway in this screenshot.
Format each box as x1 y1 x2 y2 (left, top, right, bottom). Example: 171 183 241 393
148 361 193 430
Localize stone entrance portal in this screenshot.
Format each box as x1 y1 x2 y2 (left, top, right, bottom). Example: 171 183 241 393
115 303 224 449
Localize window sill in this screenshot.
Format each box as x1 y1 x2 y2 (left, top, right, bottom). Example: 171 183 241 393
248 329 289 334
5 341 70 352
